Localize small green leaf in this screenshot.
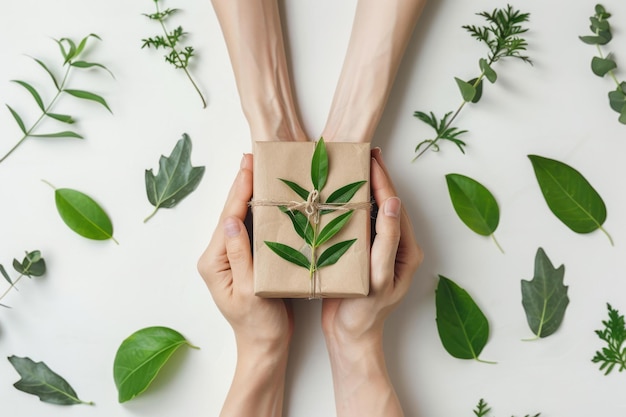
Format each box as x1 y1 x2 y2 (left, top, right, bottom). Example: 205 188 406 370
74 33 101 58
30 57 60 91
316 211 354 247
31 131 83 139
435 275 493 363
8 356 93 405
46 113 75 124
455 77 476 102
71 61 115 78
264 241 311 269
326 181 367 205
591 56 617 77
113 326 196 403
521 248 569 339
528 155 611 244
609 87 626 113
279 179 310 201
12 80 46 111
63 89 112 113
13 250 46 277
6 105 27 134
279 207 314 246
619 105 626 125
579 34 610 45
316 239 356 268
311 138 329 192
479 58 497 83
1 265 12 285
467 78 483 103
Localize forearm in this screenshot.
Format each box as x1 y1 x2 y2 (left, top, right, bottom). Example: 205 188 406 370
211 0 305 142
323 0 427 143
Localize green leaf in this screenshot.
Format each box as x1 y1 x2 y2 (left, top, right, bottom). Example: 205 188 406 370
592 303 626 375
31 131 83 139
279 179 310 201
316 211 354 247
455 77 476 102
591 56 617 77
74 33 101 59
579 34 611 45
46 113 75 124
620 105 626 125
6 105 27 134
30 57 60 91
435 275 493 362
12 80 46 111
264 241 311 269
0 264 12 284
63 89 112 113
528 155 611 244
479 58 497 83
144 134 205 222
608 87 626 113
71 61 115 78
326 180 367 205
311 138 329 192
521 248 569 339
467 78 483 103
47 183 117 243
113 326 196 403
316 239 356 268
13 250 46 277
8 356 93 405
279 207 314 246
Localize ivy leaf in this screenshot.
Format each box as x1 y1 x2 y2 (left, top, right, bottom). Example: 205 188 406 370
521 248 569 340
435 275 494 363
63 89 112 113
144 133 205 222
445 173 503 252
8 356 93 405
311 138 329 192
592 56 617 77
528 155 612 244
13 250 46 277
279 178 310 200
113 326 197 403
455 77 477 102
317 239 357 268
264 241 311 269
316 211 354 247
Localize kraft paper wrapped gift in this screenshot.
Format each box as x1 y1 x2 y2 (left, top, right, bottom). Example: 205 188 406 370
252 140 371 298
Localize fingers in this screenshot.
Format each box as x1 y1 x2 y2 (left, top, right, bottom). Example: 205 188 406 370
223 216 254 287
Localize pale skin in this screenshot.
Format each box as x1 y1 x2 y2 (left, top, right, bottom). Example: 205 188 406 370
198 149 423 417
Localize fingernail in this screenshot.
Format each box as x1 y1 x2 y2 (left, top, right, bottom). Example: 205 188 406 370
384 197 401 218
373 147 382 155
240 154 246 169
224 218 241 237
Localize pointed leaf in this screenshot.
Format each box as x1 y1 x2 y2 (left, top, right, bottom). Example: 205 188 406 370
326 180 367 204
74 34 101 58
455 77 476 102
8 356 93 405
311 138 328 191
446 174 499 236
113 326 196 403
71 61 114 78
144 134 205 222
6 105 27 134
30 57 60 90
63 89 112 113
12 80 46 111
609 88 626 112
435 275 491 362
479 58 497 83
521 248 569 339
264 241 311 269
467 78 483 103
279 179 310 200
46 113 75 124
528 155 610 242
31 131 83 139
591 56 617 77
279 207 314 246
316 211 354 246
58 37 77 63
1 264 12 284
316 239 356 268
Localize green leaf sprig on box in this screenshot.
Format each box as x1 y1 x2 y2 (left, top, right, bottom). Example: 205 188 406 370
144 134 206 222
142 0 207 108
113 326 198 403
579 4 626 124
0 250 46 307
413 5 532 160
264 138 366 281
521 248 569 340
0 34 113 164
528 155 612 245
8 356 94 406
592 303 626 375
445 173 503 252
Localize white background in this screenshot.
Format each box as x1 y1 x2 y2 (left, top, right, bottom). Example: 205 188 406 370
1 0 625 416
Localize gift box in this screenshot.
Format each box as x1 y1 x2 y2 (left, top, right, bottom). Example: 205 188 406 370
252 139 371 298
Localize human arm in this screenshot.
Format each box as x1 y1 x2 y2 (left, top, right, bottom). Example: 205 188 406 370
210 0 306 142
322 148 423 416
322 0 427 143
197 154 293 417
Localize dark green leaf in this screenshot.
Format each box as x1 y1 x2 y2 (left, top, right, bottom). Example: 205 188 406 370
467 78 483 103
591 56 617 77
71 61 114 78
46 113 75 124
316 239 356 268
264 241 311 269
528 155 611 243
0 264 12 285
579 35 610 45
8 356 93 405
279 207 314 246
113 326 196 403
326 180 367 205
608 87 626 113
63 89 112 113
12 80 45 111
521 248 569 339
435 275 492 362
455 77 476 102
57 37 77 63
592 303 626 375
74 34 101 58
30 57 60 91
480 58 497 83
144 134 205 222
31 131 83 139
6 105 27 134
311 138 328 192
13 250 46 277
279 179 310 200
316 211 354 247
619 105 626 125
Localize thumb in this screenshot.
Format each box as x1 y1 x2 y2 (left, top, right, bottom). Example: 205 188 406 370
223 216 253 284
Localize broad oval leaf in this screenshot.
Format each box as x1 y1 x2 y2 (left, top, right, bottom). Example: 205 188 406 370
311 138 328 192
113 326 196 403
455 77 476 102
279 178 310 200
63 88 112 113
479 58 497 83
521 248 569 339
445 173 500 237
608 87 626 113
12 80 46 111
528 155 611 243
316 211 354 247
435 275 493 362
13 250 46 277
8 356 93 405
316 239 356 268
591 56 617 77
467 78 483 103
265 241 311 269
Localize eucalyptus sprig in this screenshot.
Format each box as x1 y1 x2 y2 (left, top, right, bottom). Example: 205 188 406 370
0 250 46 307
592 303 626 375
0 34 113 164
142 0 207 108
413 4 532 160
579 4 626 124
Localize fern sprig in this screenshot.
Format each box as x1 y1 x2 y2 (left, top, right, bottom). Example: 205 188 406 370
472 398 540 417
592 303 626 375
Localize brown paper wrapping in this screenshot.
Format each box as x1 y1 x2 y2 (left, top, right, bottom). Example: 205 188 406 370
253 141 371 298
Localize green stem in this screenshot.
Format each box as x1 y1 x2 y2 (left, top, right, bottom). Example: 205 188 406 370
0 274 25 304
490 233 504 254
599 225 614 246
475 357 498 365
143 206 159 223
595 43 621 89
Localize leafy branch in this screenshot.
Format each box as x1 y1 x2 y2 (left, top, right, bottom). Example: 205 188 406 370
473 398 541 417
592 303 626 375
142 0 207 108
579 4 626 124
413 4 532 161
0 34 113 164
0 250 46 307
